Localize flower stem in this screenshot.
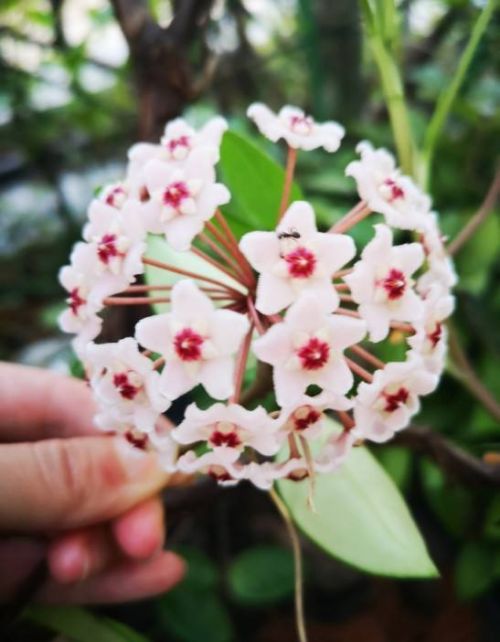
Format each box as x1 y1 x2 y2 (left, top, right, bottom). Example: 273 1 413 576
268 487 308 642
350 344 385 369
278 146 298 221
345 357 373 382
230 324 254 403
142 256 242 296
329 201 368 233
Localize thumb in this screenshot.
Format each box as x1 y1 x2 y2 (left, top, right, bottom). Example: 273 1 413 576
0 437 169 531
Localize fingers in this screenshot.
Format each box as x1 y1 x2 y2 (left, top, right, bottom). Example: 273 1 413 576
112 497 165 559
47 527 116 584
39 552 185 604
0 362 97 442
0 437 169 531
47 497 165 583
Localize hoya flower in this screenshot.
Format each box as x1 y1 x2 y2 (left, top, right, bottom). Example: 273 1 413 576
142 148 230 251
353 356 438 443
126 116 227 176
279 390 352 441
86 338 170 434
82 199 146 298
346 142 431 231
344 224 424 342
99 182 129 209
408 284 454 373
239 201 355 314
176 448 243 486
135 279 249 400
253 294 366 406
247 103 345 152
242 459 310 490
58 242 103 356
418 213 458 293
173 402 282 456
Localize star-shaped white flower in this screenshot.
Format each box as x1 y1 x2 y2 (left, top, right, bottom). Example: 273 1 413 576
408 284 454 374
135 279 249 400
279 390 352 441
418 213 458 293
126 116 228 177
344 224 424 342
353 356 438 443
346 141 432 231
247 103 345 152
253 294 366 406
239 201 355 315
86 338 170 434
142 148 230 251
58 242 103 356
173 402 282 457
82 199 146 299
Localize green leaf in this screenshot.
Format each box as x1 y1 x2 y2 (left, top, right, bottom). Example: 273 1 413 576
374 445 412 491
455 542 495 601
157 590 232 642
144 234 246 313
277 418 438 578
219 130 303 231
228 545 295 605
26 606 149 642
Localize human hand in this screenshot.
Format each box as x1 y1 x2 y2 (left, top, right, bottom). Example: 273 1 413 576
0 362 185 604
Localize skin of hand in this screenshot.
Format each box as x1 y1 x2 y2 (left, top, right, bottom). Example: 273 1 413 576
0 362 185 604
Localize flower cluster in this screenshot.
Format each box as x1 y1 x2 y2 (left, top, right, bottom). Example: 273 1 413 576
59 104 455 490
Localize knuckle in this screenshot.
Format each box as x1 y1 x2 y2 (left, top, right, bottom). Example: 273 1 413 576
32 440 89 519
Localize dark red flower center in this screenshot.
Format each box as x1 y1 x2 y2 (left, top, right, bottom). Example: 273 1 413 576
382 387 409 413
113 372 141 400
163 181 190 209
284 246 317 278
210 430 241 448
381 268 406 300
297 337 330 371
293 407 321 431
383 178 405 201
105 186 126 208
68 287 86 315
173 327 204 361
166 135 190 153
208 466 233 482
428 322 442 348
125 430 148 450
139 185 150 202
97 233 121 265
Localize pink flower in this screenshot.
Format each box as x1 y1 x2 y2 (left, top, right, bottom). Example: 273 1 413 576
135 279 249 400
253 294 366 406
173 402 282 456
418 213 458 292
242 459 309 490
248 103 345 152
143 148 230 251
85 338 170 434
344 224 424 342
82 199 146 298
353 356 438 443
346 142 431 230
99 182 129 209
239 201 355 314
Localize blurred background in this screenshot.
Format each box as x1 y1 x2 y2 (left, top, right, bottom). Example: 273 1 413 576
1 0 499 640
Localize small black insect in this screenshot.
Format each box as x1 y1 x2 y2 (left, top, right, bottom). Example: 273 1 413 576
277 227 301 240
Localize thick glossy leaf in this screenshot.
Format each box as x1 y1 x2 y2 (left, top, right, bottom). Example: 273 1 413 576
219 130 303 231
144 234 246 313
277 418 438 578
26 606 149 642
227 545 295 605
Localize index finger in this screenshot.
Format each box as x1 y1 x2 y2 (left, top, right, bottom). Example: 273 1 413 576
0 362 98 442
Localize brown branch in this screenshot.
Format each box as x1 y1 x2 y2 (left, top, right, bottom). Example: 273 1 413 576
447 168 500 256
392 425 500 487
448 324 500 423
